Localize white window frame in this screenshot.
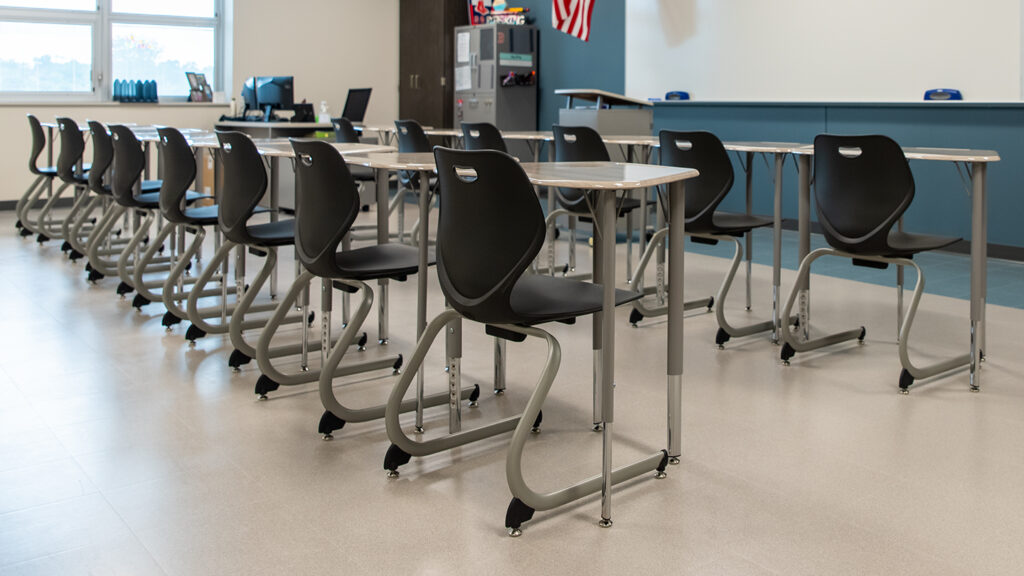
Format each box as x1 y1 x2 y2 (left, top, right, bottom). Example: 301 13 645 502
0 0 224 103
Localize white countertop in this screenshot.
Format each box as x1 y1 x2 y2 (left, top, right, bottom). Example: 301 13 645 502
344 152 438 171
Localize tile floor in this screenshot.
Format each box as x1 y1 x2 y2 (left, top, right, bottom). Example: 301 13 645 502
1 207 1023 575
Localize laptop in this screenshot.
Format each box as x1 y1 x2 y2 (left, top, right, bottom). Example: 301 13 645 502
341 88 372 123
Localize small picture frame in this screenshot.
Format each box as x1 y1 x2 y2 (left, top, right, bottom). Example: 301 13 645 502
187 72 213 102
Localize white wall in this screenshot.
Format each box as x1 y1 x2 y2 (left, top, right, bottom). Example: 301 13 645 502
231 0 398 125
0 0 399 204
625 0 1022 102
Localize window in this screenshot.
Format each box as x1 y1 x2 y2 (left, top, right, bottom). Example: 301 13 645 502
0 0 223 101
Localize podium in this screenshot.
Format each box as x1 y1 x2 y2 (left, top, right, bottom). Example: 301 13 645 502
555 89 653 135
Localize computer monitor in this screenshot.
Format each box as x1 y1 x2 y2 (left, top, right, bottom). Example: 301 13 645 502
341 88 372 123
240 77 258 116
255 76 294 121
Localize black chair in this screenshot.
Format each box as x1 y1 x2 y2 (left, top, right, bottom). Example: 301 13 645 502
779 134 960 394
331 116 375 186
382 148 645 537
551 125 641 279
127 126 222 319
104 125 201 299
393 119 437 242
634 130 789 346
461 121 508 153
16 115 59 236
31 117 90 245
264 139 451 434
184 131 284 344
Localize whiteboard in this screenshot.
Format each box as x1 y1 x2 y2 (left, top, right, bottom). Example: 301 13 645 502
625 0 1022 102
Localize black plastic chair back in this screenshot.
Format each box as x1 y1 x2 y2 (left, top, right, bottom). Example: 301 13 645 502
552 125 609 208
659 130 735 229
87 121 113 195
27 114 48 175
394 119 431 152
290 139 361 278
813 134 914 255
395 120 431 186
56 117 86 184
433 147 546 325
461 122 507 153
109 125 147 207
215 130 268 245
332 117 361 144
157 127 198 224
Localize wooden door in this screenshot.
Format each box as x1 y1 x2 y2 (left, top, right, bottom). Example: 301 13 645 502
399 0 468 128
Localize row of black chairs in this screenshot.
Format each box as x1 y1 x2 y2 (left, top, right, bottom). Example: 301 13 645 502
14 115 955 538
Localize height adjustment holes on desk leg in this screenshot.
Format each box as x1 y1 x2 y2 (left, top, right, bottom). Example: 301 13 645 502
505 498 535 537
318 410 346 440
255 375 280 400
898 369 913 395
383 444 411 478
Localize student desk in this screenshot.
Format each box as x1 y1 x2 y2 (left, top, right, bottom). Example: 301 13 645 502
519 160 697 528
791 145 1000 391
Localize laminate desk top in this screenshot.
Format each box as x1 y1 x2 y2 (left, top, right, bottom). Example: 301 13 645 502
791 145 1001 163
344 152 438 171
256 141 393 158
501 131 555 142
214 121 334 130
519 161 698 189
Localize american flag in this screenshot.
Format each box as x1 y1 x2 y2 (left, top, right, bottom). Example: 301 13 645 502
552 0 594 42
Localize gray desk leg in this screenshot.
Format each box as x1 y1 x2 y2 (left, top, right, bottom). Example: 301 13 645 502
970 162 987 392
447 307 463 433
376 167 390 344
269 157 279 300
745 152 754 311
415 172 430 433
596 189 616 528
667 180 685 464
797 155 811 340
546 144 557 277
772 153 784 342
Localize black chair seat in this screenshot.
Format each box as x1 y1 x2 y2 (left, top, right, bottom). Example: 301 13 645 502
509 274 642 325
136 190 209 207
333 244 430 281
884 231 960 257
246 219 295 247
568 196 642 219
183 204 268 226
689 211 773 236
